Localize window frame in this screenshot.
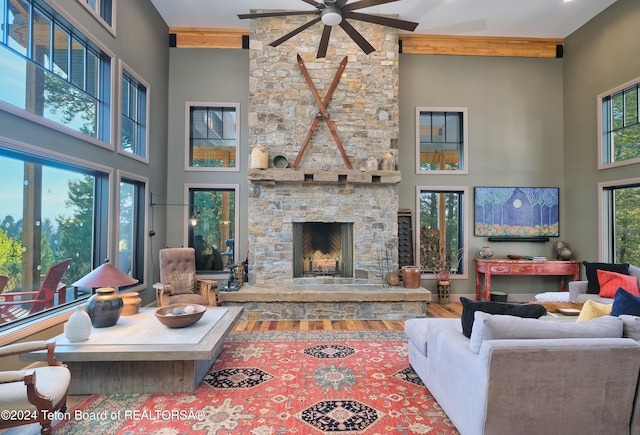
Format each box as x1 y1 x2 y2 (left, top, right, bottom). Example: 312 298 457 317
415 185 469 280
116 170 148 292
183 183 240 277
185 102 240 172
0 0 115 150
415 107 469 174
76 0 116 36
597 76 640 170
598 177 640 263
0 136 114 343
118 60 149 163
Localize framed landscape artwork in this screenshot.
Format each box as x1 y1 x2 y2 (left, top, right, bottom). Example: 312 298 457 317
474 187 559 238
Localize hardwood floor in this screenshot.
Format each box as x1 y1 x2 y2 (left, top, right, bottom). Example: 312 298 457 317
1 302 461 435
231 302 462 332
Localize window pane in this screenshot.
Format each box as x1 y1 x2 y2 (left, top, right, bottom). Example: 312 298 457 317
601 83 640 166
32 8 51 69
190 189 236 271
118 179 145 284
0 0 5 45
625 88 638 127
70 37 84 89
418 110 464 171
0 153 100 326
189 105 238 168
419 190 463 274
120 70 147 158
613 185 640 265
52 24 68 78
86 49 98 98
8 0 29 55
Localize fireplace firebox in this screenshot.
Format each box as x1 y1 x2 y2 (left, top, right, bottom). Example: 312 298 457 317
293 222 353 278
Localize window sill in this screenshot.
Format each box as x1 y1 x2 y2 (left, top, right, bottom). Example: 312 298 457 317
0 305 76 347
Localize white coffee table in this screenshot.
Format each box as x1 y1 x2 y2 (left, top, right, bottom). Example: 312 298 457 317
22 306 242 394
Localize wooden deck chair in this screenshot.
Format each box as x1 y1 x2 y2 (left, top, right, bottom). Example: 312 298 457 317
0 259 72 322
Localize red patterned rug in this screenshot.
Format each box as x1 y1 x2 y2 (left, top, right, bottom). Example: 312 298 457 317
54 330 458 434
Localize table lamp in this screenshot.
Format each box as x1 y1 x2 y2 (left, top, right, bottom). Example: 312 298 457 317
72 259 138 327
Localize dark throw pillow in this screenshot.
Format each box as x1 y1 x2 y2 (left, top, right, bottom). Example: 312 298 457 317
583 261 630 294
611 287 640 317
460 297 547 338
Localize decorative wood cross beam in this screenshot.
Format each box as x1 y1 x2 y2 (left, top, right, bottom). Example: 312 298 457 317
293 54 353 170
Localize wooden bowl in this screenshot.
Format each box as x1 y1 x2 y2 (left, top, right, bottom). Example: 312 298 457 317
507 254 523 260
155 303 206 328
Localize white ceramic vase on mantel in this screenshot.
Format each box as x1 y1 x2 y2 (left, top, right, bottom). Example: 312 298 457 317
65 306 92 342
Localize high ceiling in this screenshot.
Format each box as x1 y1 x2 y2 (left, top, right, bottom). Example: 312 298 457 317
149 0 617 39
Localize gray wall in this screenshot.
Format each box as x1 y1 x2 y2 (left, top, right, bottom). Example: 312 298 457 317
398 55 565 296
165 48 250 261
563 0 640 264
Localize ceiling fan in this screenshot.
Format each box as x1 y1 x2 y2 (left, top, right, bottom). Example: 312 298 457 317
238 0 419 58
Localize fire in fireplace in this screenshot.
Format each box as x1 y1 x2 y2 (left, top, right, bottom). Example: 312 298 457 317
292 222 353 278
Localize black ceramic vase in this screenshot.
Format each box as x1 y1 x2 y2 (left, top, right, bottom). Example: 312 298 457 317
86 287 123 327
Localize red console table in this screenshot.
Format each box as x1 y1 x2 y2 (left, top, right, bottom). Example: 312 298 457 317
475 259 581 301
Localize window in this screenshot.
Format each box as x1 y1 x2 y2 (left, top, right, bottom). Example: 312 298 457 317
188 187 237 272
416 108 468 173
120 64 148 160
187 104 239 170
601 180 640 265
0 148 109 328
79 0 113 27
599 78 640 168
118 174 146 286
417 187 468 278
0 0 112 143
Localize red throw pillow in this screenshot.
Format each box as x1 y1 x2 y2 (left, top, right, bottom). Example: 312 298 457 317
597 269 640 298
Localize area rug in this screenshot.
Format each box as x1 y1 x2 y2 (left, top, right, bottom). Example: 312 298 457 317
54 330 458 434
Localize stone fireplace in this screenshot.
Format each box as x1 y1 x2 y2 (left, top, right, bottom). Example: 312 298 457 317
246 13 401 287
219 12 430 320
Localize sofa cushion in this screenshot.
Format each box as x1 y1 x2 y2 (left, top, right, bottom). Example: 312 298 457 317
460 297 547 338
611 288 640 317
597 269 640 298
469 311 624 353
583 261 630 294
619 315 640 341
577 299 612 322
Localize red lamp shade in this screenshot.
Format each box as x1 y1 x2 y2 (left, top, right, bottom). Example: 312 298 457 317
72 260 138 288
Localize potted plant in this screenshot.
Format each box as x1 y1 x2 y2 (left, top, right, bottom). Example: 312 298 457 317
422 245 464 304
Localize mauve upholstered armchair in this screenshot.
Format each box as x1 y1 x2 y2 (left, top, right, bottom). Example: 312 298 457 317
153 247 219 307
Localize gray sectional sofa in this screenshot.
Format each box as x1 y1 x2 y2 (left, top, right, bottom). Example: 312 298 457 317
569 264 640 303
405 313 640 435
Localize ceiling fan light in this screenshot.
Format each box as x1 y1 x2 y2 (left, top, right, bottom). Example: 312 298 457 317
321 7 342 26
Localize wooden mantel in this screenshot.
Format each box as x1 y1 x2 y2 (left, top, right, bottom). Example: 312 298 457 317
169 27 563 58
248 168 401 185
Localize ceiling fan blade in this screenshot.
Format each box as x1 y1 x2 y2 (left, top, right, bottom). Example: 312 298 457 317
342 0 399 13
345 11 418 31
301 0 323 7
238 11 316 20
317 25 332 58
269 17 322 47
339 20 375 54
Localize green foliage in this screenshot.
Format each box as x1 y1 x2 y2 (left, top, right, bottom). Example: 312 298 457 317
0 228 22 291
615 186 640 265
55 175 94 283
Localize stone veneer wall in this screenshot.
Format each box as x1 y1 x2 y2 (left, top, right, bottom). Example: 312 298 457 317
247 13 401 286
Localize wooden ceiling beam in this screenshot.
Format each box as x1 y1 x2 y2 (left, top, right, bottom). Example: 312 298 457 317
399 34 563 58
168 28 564 58
169 27 247 49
